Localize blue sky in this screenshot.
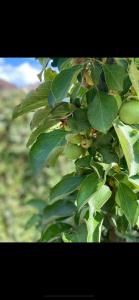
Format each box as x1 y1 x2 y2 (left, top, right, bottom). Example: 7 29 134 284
0 58 42 87
3 58 41 68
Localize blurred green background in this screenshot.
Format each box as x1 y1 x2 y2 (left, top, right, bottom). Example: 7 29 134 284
0 87 74 241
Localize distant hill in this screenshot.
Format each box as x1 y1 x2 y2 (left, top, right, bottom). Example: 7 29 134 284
0 79 39 93
0 79 17 90
21 82 39 93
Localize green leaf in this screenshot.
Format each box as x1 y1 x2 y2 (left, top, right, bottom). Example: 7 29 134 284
38 58 49 67
114 58 128 69
89 184 112 212
91 62 102 85
51 58 71 71
46 146 64 167
98 145 119 164
113 94 122 109
43 200 76 224
37 58 50 81
87 92 118 133
30 105 72 140
90 159 104 178
63 223 87 242
75 155 92 172
70 82 87 100
128 175 139 190
62 233 72 242
41 222 71 242
51 65 83 102
103 64 126 92
115 183 139 227
25 199 46 212
37 71 43 82
51 102 74 118
116 215 129 234
48 90 56 108
57 58 73 71
51 58 60 68
27 117 60 147
44 68 57 82
30 107 51 130
92 213 104 242
113 118 139 176
13 81 52 118
95 132 113 147
86 87 97 105
30 129 66 173
50 174 84 203
121 75 132 96
129 60 139 98
77 173 100 210
25 214 41 230
68 108 91 133
135 58 139 65
86 210 103 242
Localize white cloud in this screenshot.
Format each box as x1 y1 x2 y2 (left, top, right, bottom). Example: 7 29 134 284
0 60 41 87
0 58 5 64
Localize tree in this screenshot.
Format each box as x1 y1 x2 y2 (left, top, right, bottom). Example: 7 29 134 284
13 57 139 242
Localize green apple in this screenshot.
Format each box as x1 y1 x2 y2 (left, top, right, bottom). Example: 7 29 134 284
81 138 92 149
66 133 82 144
119 100 139 124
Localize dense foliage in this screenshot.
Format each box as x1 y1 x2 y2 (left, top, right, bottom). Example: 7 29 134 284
0 88 73 241
13 57 139 242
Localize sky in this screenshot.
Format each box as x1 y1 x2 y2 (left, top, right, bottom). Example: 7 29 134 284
0 58 42 87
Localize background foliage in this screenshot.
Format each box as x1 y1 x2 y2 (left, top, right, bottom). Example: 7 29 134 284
0 88 74 241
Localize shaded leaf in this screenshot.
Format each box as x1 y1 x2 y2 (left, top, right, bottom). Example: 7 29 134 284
13 81 51 118
77 173 100 210
68 108 91 132
90 159 104 178
87 92 118 133
25 199 46 212
51 65 83 102
51 102 74 118
129 60 139 98
86 87 97 105
30 107 51 130
91 62 102 85
63 223 87 242
41 222 71 242
98 145 119 164
46 146 64 167
103 64 126 92
27 117 60 147
57 58 73 70
115 182 139 227
50 174 84 203
30 129 66 173
75 155 92 172
25 214 41 230
43 200 76 224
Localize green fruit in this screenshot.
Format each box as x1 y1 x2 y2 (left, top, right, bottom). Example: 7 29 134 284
81 139 92 149
119 100 139 124
66 134 82 145
64 143 83 159
64 124 71 132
